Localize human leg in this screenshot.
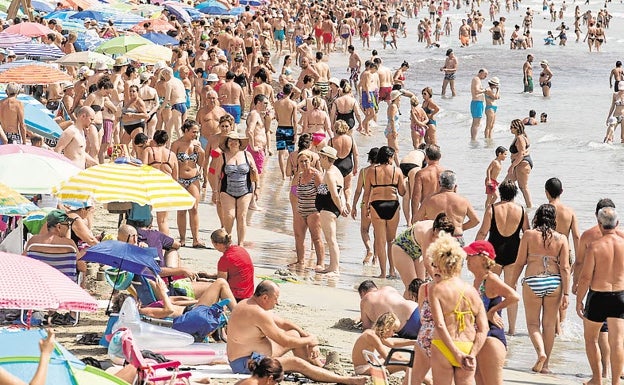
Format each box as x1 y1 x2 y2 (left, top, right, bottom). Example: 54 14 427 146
583 318 605 385
359 205 374 264
177 209 187 245
386 212 400 276
319 210 339 273
430 346 455 385
484 108 495 138
515 162 533 208
475 337 505 385
599 327 610 379
606 317 624 385
194 278 236 310
502 264 518 335
292 212 308 265
277 356 367 385
187 181 202 246
410 345 432 385
234 194 253 245
522 283 547 372
426 123 437 145
219 193 236 234
370 212 388 278
307 213 325 268
441 79 449 96
393 244 417 294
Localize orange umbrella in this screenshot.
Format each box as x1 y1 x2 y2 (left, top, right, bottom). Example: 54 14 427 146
130 19 175 34
0 65 72 85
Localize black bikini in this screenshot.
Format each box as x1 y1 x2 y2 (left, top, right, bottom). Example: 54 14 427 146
509 137 534 169
370 166 400 220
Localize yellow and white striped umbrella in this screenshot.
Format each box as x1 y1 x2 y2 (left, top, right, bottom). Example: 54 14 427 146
53 162 195 212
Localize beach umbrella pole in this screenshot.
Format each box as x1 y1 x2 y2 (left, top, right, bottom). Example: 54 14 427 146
105 258 125 316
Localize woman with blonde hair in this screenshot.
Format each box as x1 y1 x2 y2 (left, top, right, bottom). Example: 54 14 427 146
509 204 570 374
464 241 520 385
428 233 488 385
505 119 533 208
409 96 428 149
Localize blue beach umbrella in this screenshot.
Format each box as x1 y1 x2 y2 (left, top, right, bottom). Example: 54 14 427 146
59 20 87 32
239 0 263 6
74 33 104 51
31 0 54 12
141 31 179 45
82 240 161 278
70 9 113 21
11 42 64 60
0 328 129 385
43 9 76 19
163 2 191 23
182 5 203 20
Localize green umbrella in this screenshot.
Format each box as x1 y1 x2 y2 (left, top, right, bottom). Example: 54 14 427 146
95 35 154 55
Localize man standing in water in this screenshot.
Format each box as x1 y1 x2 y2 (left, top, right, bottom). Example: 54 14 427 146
523 54 534 93
470 68 488 141
576 207 624 385
440 49 458 97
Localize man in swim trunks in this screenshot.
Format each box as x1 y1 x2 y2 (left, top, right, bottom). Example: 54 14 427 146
358 280 421 339
576 207 624 385
196 90 226 192
347 45 361 90
523 54 534 93
470 68 488 141
274 84 297 179
358 62 380 136
440 49 458 97
161 67 188 139
246 94 271 210
416 170 480 246
374 58 393 103
312 52 332 98
227 281 367 384
272 16 286 55
217 71 245 126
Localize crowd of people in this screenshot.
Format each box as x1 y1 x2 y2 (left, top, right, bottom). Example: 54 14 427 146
2 0 624 382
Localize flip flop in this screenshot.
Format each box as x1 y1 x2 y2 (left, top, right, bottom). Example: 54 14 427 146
192 243 209 249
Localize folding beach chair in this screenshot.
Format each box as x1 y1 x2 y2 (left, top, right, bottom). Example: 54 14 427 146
21 243 82 326
116 328 191 385
363 347 415 385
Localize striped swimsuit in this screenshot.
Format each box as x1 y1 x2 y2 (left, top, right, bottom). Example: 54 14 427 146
297 174 318 218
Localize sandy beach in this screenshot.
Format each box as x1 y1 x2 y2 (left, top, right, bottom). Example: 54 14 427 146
47 199 583 385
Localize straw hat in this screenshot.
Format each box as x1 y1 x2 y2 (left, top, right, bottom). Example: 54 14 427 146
78 66 94 77
488 76 500 86
61 81 74 90
319 146 338 160
328 77 340 87
219 131 249 152
140 71 153 82
540 59 549 66
114 56 130 67
390 89 402 101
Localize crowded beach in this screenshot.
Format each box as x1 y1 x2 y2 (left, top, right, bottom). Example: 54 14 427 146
0 0 623 383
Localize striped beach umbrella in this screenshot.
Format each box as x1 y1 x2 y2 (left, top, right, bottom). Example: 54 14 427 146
56 51 114 67
0 59 57 74
126 43 172 64
0 183 39 216
43 9 77 20
10 42 64 60
0 64 71 84
0 32 31 48
53 161 196 212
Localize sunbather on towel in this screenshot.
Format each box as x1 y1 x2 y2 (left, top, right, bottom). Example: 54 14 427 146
227 280 367 385
351 312 417 376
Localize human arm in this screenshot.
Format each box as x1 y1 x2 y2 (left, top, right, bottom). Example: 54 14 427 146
54 130 72 154
351 169 365 220
572 232 589 294
570 213 581 267
462 202 480 231
509 234 529 288
266 314 318 348
352 139 360 177
26 329 56 385
139 277 177 319
17 103 26 142
558 237 571 310
576 241 596 318
410 174 423 224
475 205 492 240
0 124 8 144
484 274 520 329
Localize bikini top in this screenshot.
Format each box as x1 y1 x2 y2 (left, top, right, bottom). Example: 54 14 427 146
148 148 173 170
452 284 475 332
615 98 624 106
284 67 293 76
91 104 103 112
371 166 398 189
509 136 530 154
177 151 199 163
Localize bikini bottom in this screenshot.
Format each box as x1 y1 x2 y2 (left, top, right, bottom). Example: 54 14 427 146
522 274 561 298
432 339 474 367
370 200 400 220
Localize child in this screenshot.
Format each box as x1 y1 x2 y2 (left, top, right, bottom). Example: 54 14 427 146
485 146 507 207
351 312 415 376
604 116 618 143
540 112 548 123
544 30 555 45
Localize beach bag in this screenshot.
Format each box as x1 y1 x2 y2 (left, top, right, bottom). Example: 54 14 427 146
172 301 228 342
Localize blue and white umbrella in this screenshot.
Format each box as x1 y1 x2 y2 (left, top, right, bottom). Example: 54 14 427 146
43 9 77 20
30 0 54 12
74 33 105 52
10 42 64 60
141 32 179 46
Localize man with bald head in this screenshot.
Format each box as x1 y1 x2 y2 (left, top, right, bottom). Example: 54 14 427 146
55 106 98 168
196 89 226 192
227 280 366 384
160 67 188 139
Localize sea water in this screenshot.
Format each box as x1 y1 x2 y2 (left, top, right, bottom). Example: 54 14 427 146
244 0 624 378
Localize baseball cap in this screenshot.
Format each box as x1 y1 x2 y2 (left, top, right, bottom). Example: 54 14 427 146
46 210 75 226
463 240 496 260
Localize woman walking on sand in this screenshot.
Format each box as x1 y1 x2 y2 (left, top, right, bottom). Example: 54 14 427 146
509 204 570 374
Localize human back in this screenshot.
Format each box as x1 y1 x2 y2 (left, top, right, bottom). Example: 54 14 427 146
586 232 624 291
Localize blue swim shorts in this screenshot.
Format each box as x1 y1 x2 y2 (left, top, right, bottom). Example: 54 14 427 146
470 100 485 119
222 104 242 124
172 102 187 115
229 352 266 374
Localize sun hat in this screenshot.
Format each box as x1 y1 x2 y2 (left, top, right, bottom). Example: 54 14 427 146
94 61 108 71
78 66 94 77
390 89 403 101
206 73 219 82
140 71 153 82
219 131 249 152
61 81 74 90
463 240 496 260
46 209 75 226
488 76 500 86
319 146 338 160
540 59 549 66
328 77 340 87
114 56 130 67
153 61 166 71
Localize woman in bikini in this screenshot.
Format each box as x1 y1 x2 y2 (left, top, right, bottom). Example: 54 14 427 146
288 150 324 269
428 233 488 385
142 130 178 235
409 96 428 149
85 77 117 164
393 61 409 90
484 77 500 139
329 120 359 213
538 60 553 97
509 204 570 374
363 146 406 279
302 96 332 150
171 120 205 248
211 131 257 246
139 72 159 139
594 22 606 52
505 119 533 208
120 85 148 146
464 241 520 385
331 83 362 131
351 147 379 266
315 146 348 275
394 213 455 292
475 180 529 335
421 87 439 145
